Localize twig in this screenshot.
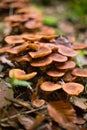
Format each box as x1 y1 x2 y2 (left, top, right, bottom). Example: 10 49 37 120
1 105 46 122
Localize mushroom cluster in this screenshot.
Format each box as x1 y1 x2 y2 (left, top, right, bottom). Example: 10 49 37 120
0 0 28 12
4 5 55 34
0 34 87 95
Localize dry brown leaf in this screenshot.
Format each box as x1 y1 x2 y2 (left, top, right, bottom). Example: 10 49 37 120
18 115 34 130
0 80 13 109
70 96 87 111
47 101 77 130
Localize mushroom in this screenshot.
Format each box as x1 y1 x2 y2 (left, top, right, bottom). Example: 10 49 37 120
62 82 84 95
12 54 31 62
5 35 25 45
30 56 52 67
49 52 68 62
24 20 42 30
32 99 45 108
47 68 65 77
9 69 37 80
58 45 78 57
72 43 87 50
71 68 87 77
56 61 76 70
29 46 52 58
63 71 76 82
40 81 61 92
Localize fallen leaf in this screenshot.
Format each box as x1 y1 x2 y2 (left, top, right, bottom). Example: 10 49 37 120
0 80 13 109
70 96 87 111
47 101 77 130
18 115 34 130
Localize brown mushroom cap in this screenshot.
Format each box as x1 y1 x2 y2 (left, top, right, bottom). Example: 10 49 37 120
63 71 76 82
56 61 76 70
12 54 31 62
29 46 52 58
6 42 29 54
5 35 24 45
71 68 87 77
40 81 62 91
5 15 23 22
30 57 52 67
58 45 78 57
24 20 42 30
72 43 87 50
47 68 65 77
9 69 37 80
62 82 84 95
49 52 68 62
32 99 45 108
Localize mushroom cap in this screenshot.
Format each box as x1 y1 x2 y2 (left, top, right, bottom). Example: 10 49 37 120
72 43 87 50
5 15 23 22
5 35 24 45
29 46 52 58
71 68 87 77
47 68 65 77
12 54 31 62
40 26 55 35
56 61 76 70
6 42 29 54
9 69 37 80
24 20 42 30
62 82 84 95
63 71 76 82
58 45 78 57
40 81 61 91
30 56 52 67
46 43 58 51
49 52 68 62
32 99 45 108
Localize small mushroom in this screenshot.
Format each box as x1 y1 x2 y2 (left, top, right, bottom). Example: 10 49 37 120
40 81 61 91
30 56 52 67
71 68 87 77
29 46 52 58
56 61 76 70
62 82 84 95
24 20 42 30
47 68 65 77
72 43 87 50
5 35 24 45
32 99 45 108
49 52 68 62
12 54 31 62
9 69 37 80
63 71 76 82
58 45 78 57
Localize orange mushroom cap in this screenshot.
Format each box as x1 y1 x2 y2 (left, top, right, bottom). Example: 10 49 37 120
72 43 87 50
9 69 37 80
32 99 45 108
49 52 68 62
24 20 42 30
40 81 61 91
71 68 87 77
30 57 52 67
5 35 24 45
29 46 52 58
58 45 78 57
62 82 84 95
56 61 76 70
47 68 65 77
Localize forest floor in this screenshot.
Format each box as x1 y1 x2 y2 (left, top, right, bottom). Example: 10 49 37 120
0 0 87 130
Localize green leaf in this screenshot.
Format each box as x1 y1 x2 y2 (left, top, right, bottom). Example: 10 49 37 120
11 77 32 87
43 16 58 27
